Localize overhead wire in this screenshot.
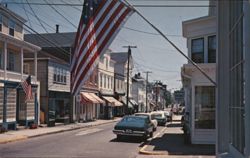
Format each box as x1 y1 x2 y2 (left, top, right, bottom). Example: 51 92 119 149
44 0 77 29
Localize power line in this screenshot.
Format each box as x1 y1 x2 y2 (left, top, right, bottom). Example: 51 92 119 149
44 0 77 29
3 2 214 7
123 26 182 37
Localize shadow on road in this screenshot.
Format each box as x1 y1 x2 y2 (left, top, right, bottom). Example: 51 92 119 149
166 123 182 128
149 133 215 155
110 136 148 147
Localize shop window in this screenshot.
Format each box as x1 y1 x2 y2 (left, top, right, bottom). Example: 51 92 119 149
195 86 215 129
191 38 204 63
208 35 216 63
9 20 15 36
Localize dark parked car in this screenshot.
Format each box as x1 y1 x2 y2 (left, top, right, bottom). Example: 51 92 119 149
113 116 154 140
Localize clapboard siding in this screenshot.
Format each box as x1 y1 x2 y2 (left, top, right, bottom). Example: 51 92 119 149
48 61 70 92
25 60 48 97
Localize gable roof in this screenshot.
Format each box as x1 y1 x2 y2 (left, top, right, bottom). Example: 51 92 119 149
24 32 76 48
110 52 128 63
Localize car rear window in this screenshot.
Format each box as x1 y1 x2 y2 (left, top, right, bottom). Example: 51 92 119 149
152 114 162 119
121 117 146 124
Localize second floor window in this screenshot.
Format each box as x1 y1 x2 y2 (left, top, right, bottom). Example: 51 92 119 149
0 15 2 32
100 74 103 88
53 67 67 84
0 48 3 69
9 20 15 36
191 38 204 63
23 63 30 74
208 35 216 63
7 52 15 71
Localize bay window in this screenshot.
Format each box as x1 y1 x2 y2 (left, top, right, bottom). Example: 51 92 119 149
191 38 204 63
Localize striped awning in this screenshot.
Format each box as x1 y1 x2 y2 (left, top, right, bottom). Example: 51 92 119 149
103 97 123 107
81 92 104 104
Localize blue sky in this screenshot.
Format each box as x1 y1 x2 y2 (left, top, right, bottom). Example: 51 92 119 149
4 0 209 91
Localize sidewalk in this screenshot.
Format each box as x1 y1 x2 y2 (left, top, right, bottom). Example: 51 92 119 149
0 118 120 144
139 115 215 158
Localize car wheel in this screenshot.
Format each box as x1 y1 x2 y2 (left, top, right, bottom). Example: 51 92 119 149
142 135 148 141
150 131 153 138
117 135 122 141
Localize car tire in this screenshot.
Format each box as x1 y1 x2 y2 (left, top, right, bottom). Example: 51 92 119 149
150 131 153 138
142 135 148 141
117 135 122 141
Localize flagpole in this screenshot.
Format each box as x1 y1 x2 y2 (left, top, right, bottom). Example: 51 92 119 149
121 0 217 86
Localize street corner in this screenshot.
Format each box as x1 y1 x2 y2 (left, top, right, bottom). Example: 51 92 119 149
0 135 28 144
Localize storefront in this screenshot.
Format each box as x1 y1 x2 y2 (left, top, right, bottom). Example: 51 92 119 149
48 91 71 126
80 92 104 121
102 96 123 119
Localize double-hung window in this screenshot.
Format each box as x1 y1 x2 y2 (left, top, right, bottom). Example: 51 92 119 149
7 51 15 71
0 15 2 32
9 20 15 36
53 67 57 82
208 36 216 63
191 38 204 63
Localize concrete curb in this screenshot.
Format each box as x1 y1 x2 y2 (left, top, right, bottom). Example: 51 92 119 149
139 127 168 155
0 119 120 144
0 135 28 144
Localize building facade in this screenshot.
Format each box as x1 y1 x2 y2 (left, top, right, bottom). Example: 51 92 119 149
25 32 74 126
0 5 41 130
217 1 250 157
111 52 134 114
181 14 216 144
132 73 146 113
98 50 122 119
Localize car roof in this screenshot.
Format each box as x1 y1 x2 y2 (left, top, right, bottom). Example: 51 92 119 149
135 113 150 115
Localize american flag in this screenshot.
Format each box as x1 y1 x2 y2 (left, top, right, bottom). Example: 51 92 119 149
21 75 33 101
70 0 134 95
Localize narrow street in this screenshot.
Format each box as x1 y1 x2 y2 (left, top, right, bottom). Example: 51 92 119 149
0 122 165 158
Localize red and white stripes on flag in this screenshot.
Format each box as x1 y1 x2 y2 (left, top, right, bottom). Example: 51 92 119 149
70 0 134 95
21 75 33 102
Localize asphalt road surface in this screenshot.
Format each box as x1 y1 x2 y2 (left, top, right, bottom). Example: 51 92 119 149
0 122 165 158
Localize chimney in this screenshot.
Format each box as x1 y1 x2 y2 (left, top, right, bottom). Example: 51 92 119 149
56 24 59 33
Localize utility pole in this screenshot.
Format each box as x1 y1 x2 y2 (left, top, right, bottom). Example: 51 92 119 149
123 45 137 115
143 71 152 113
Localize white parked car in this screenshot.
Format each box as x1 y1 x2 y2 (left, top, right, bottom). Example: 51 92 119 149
151 111 167 126
134 113 158 131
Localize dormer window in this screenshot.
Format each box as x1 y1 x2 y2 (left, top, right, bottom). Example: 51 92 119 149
9 20 15 36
